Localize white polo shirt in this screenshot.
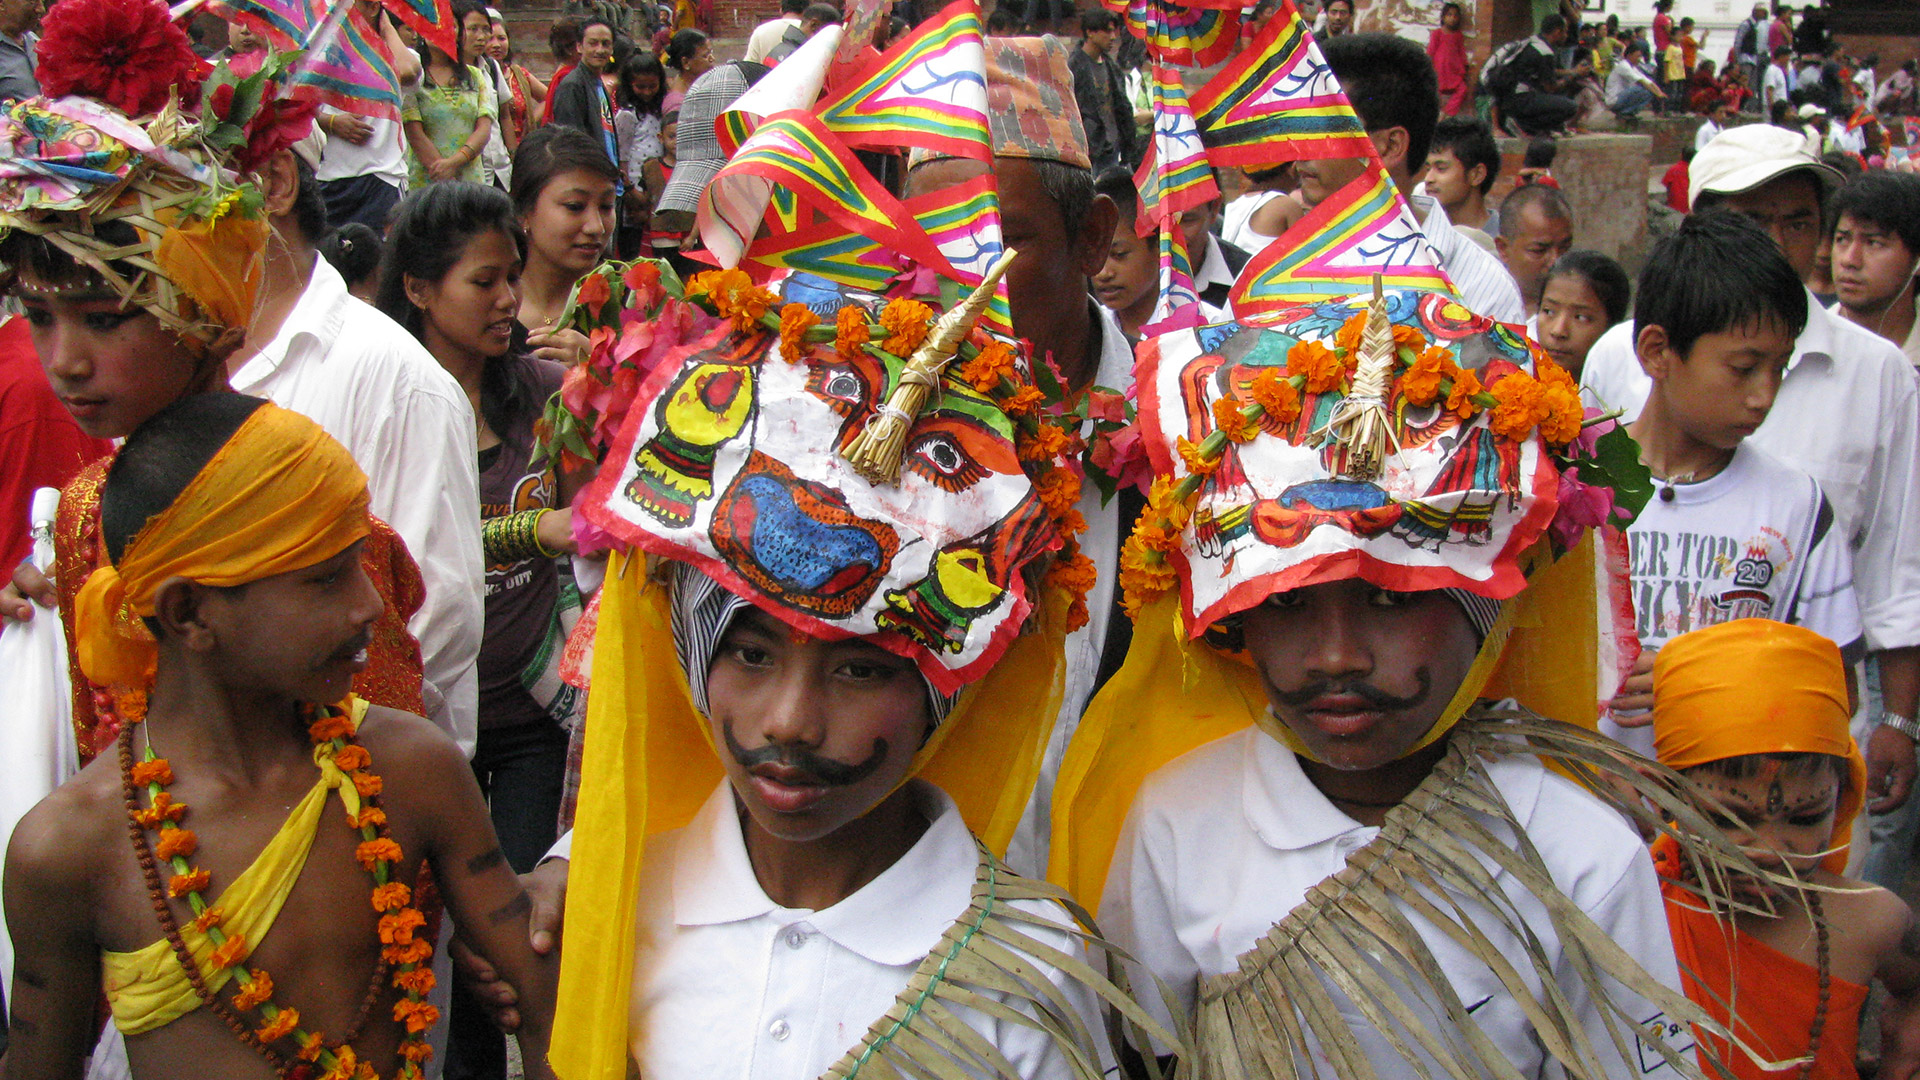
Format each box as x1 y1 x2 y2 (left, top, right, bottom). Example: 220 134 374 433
1101 724 1685 1077
231 255 484 755
1581 293 1920 655
630 780 1112 1079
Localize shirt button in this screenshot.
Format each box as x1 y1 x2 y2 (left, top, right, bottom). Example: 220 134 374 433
785 928 808 949
769 1019 791 1041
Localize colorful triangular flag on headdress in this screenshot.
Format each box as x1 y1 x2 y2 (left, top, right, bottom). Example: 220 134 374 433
1131 63 1219 234
376 0 457 63
1227 164 1456 317
1106 0 1240 67
814 0 991 161
718 25 839 151
213 0 403 119
1189 0 1374 167
1141 218 1204 335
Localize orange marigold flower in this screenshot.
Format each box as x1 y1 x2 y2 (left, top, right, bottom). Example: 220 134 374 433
208 932 249 971
1177 436 1221 477
1286 340 1347 395
231 969 274 1011
192 906 224 932
1003 384 1046 416
833 306 871 361
1390 322 1429 355
1333 311 1369 356
308 713 354 742
394 998 442 1034
1146 476 1194 529
400 1039 436 1063
394 965 437 995
1133 517 1184 555
1488 371 1546 441
155 826 197 861
878 298 934 356
1047 547 1097 594
349 807 387 830
1399 347 1455 407
1446 368 1484 419
130 759 173 787
354 1064 379 1080
254 1005 298 1043
957 341 1016 393
330 745 371 772
1053 507 1087 539
1033 468 1082 519
379 908 427 945
777 303 820 364
318 1045 357 1080
1534 352 1576 392
297 1030 327 1061
169 868 210 897
383 939 434 966
1249 368 1302 426
356 837 402 871
1118 536 1178 619
1540 384 1584 445
352 772 383 799
1212 397 1259 443
370 882 413 912
134 791 188 827
1016 422 1072 463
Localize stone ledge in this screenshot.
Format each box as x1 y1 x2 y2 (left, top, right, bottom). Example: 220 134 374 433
1491 132 1653 275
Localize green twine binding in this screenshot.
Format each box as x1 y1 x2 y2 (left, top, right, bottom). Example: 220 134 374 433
844 854 1002 1078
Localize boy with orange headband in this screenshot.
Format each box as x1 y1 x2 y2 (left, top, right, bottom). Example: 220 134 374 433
1653 618 1920 1080
1 394 556 1080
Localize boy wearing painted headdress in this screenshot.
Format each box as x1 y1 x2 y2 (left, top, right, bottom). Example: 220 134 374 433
2 394 558 1080
539 259 1173 1078
1052 283 1760 1078
1652 619 1920 1080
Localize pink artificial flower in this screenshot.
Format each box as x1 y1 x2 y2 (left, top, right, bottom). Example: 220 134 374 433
1549 465 1618 550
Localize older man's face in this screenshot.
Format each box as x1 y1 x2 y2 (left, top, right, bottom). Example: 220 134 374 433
0 0 43 38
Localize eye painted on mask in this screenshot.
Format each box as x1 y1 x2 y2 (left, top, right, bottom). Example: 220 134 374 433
1396 398 1456 450
906 431 990 492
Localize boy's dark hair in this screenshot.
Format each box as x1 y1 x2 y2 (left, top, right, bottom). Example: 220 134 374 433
549 15 582 59
1322 33 1442 170
1094 165 1140 229
290 157 330 246
1538 12 1566 36
1324 0 1352 11
103 394 270 567
780 0 808 15
1522 135 1557 170
1431 116 1500 195
1634 210 1809 359
1829 170 1920 256
377 182 537 439
1546 250 1632 325
0 218 142 289
1080 7 1117 32
986 7 1014 33
801 2 840 24
318 223 384 292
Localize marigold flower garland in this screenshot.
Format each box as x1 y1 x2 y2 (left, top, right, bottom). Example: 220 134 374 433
1118 317 1592 619
120 701 437 1079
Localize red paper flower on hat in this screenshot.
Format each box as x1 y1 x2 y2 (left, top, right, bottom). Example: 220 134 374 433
35 0 207 118
235 95 319 174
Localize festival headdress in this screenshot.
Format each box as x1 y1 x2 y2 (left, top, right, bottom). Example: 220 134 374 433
0 0 318 350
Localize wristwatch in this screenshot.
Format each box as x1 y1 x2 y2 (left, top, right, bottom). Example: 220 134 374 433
1878 709 1920 742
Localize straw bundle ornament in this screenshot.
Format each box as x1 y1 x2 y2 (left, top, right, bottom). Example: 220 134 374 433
1315 275 1401 482
843 249 1020 485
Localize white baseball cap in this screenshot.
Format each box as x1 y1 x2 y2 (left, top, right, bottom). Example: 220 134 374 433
1689 123 1844 208
1798 102 1827 120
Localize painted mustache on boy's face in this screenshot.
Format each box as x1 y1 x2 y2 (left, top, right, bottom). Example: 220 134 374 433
1271 668 1434 712
724 723 889 788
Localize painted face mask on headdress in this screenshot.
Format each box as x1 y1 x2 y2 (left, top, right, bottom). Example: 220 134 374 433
1124 284 1614 636
580 270 1065 695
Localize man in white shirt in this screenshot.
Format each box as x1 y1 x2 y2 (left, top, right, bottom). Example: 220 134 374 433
1580 125 1920 885
313 0 420 231
1695 95 1733 152
237 147 484 756
741 0 805 63
1763 45 1794 118
1829 170 1920 368
1295 33 1526 324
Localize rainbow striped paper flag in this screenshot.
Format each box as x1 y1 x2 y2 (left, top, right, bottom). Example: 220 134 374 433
1142 216 1204 336
1190 0 1373 167
1132 63 1219 234
699 110 954 279
911 173 1010 333
379 0 457 62
1105 0 1240 67
214 0 402 119
814 0 990 161
1228 165 1456 317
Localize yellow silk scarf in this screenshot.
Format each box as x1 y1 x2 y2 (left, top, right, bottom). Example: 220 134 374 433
73 402 370 689
102 698 371 1033
549 554 1070 1079
1048 533 1607 912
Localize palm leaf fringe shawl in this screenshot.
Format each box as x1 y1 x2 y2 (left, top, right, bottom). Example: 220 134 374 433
1188 706 1784 1080
822 847 1187 1080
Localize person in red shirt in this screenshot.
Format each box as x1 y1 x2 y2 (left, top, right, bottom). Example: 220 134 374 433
541 17 582 125
1663 147 1693 213
0 313 110 571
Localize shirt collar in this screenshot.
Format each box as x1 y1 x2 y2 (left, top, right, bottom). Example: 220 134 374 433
671 780 979 966
1193 235 1234 291
1791 287 1842 374
235 252 349 384
1241 727 1368 851
1092 299 1133 392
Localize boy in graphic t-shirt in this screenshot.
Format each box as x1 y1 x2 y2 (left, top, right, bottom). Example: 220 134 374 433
1603 211 1864 755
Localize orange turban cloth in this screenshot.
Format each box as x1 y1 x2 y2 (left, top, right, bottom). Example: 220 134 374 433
74 402 371 689
1652 618 1866 873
